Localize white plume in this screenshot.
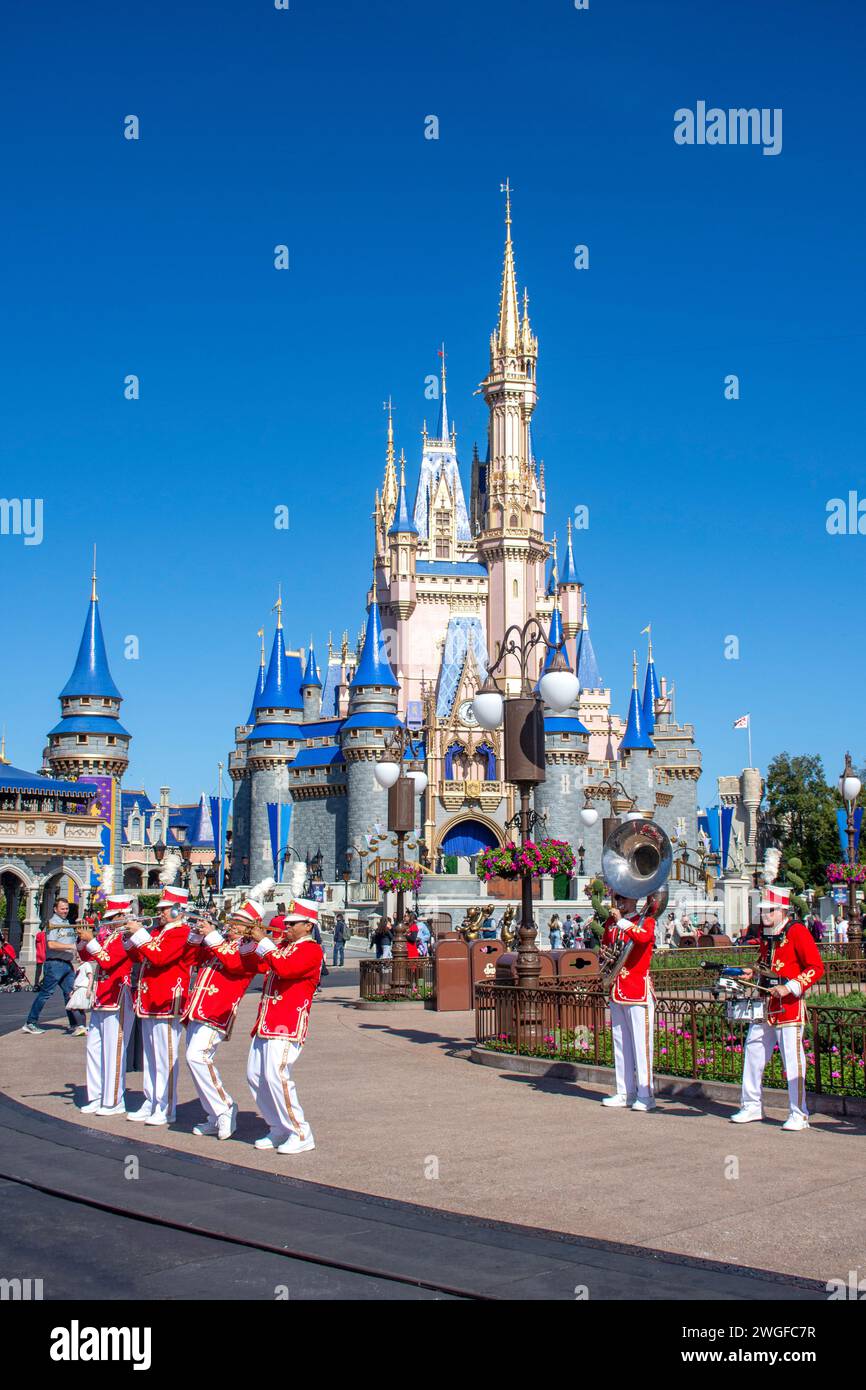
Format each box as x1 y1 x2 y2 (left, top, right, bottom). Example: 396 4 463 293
248 876 276 904
761 847 782 886
101 865 114 894
158 850 183 886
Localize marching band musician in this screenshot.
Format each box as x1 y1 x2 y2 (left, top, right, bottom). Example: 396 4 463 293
124 884 192 1127
246 898 323 1155
76 894 135 1116
183 900 262 1141
600 892 657 1112
731 885 824 1131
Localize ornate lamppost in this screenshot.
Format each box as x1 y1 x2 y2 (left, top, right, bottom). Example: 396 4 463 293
471 617 579 992
839 753 862 942
374 727 428 995
579 778 635 846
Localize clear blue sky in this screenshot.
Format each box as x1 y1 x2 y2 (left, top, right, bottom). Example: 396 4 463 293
2 0 864 805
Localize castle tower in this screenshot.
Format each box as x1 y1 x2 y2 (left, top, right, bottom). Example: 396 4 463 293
641 626 661 737
558 518 582 641
339 595 400 860
44 558 130 888
476 183 546 689
388 452 418 624
301 638 323 722
618 650 656 818
246 595 304 880
227 630 268 885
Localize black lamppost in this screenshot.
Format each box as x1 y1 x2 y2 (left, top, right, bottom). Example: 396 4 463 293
839 753 863 942
579 778 635 847
471 616 579 994
179 841 193 890
374 728 427 995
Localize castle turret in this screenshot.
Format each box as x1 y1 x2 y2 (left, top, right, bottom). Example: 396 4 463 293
388 452 418 622
618 650 656 819
535 603 589 850
339 595 400 858
641 627 660 737
246 594 304 880
44 559 130 887
301 638 323 722
558 518 582 641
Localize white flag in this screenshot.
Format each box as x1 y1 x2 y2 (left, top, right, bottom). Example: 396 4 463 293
733 714 750 730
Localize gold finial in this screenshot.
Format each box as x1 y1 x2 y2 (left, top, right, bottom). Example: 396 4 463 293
257 627 265 667
0 728 8 766
341 630 349 663
632 649 639 689
328 631 333 659
567 516 573 542
272 584 283 630
439 342 447 395
383 396 395 464
399 448 406 485
91 544 98 601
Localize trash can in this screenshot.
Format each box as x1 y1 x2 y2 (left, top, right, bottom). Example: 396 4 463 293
434 934 472 1011
470 938 504 991
493 950 558 984
555 948 601 983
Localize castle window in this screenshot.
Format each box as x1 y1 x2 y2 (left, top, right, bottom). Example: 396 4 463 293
77 735 87 744
436 540 449 558
513 579 519 598
509 514 518 528
265 740 272 747
102 698 111 707
107 736 116 745
80 697 91 705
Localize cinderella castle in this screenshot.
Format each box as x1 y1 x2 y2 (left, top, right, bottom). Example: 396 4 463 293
226 189 703 890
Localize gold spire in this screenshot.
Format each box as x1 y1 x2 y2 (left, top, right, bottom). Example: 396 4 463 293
399 448 406 487
272 585 283 630
495 179 520 355
0 728 8 766
257 628 265 667
327 631 333 659
381 398 398 524
632 649 639 689
91 544 98 601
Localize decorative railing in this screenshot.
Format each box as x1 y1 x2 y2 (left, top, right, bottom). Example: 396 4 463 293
359 958 435 1001
475 983 866 1098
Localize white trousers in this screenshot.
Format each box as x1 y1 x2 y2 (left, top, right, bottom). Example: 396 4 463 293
140 1017 184 1120
186 1021 234 1122
85 988 134 1107
610 998 655 1103
246 1035 311 1140
741 1020 809 1120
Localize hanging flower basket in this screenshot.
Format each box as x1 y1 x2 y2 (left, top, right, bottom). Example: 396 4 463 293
476 839 576 882
827 863 866 884
378 865 423 893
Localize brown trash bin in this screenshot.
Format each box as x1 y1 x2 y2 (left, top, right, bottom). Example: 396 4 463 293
555 948 601 984
494 950 558 984
434 934 472 1011
470 938 505 990
698 933 734 949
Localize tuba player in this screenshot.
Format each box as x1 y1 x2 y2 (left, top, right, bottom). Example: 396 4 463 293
600 891 657 1112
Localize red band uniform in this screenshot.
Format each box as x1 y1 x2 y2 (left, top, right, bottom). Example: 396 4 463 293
247 899 323 1153
183 903 262 1138
80 896 135 1114
739 887 824 1126
601 910 656 1108
125 886 192 1125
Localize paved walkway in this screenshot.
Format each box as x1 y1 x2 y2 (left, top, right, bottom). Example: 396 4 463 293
3 977 863 1285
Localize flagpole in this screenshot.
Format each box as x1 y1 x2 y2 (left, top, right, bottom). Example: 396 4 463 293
748 718 752 770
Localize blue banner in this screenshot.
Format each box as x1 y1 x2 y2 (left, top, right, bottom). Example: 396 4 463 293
266 803 280 878
721 805 734 869
704 806 721 855
209 797 231 891
837 807 863 861
266 803 293 879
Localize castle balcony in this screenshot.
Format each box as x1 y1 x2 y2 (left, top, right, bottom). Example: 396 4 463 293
438 779 504 814
0 812 104 855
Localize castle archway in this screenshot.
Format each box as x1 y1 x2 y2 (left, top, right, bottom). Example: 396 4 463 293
436 816 502 873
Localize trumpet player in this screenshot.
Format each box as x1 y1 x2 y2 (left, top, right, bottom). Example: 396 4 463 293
124 885 192 1126
600 892 657 1112
731 885 824 1131
246 898 323 1155
76 895 135 1116
183 901 262 1140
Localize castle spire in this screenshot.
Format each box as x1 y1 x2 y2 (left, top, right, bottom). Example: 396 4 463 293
246 628 268 724
641 624 660 735
59 568 122 701
546 531 559 596
560 517 579 585
350 595 398 690
495 179 520 355
436 343 449 440
389 450 418 536
381 398 398 524
620 648 654 752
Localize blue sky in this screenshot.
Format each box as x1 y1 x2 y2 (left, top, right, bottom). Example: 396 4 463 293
2 0 864 804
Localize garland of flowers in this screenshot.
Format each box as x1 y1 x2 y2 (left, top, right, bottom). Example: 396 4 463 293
378 865 423 893
827 862 866 884
476 838 576 882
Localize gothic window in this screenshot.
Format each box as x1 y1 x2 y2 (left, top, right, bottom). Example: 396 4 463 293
435 540 449 559
509 514 518 528
513 579 519 598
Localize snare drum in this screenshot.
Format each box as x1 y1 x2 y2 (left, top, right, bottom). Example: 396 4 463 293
727 998 764 1023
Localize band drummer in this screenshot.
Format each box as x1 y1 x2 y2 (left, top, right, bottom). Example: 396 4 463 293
731 885 824 1131
600 891 657 1112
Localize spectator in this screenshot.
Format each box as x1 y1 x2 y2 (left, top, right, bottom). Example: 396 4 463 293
548 914 563 950
406 927 420 960
808 914 824 945
332 912 348 967
33 924 46 989
415 917 432 955
837 914 849 945
373 919 393 960
22 898 84 1035
310 918 330 990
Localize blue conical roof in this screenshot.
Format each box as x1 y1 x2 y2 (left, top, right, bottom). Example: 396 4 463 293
621 679 655 752
388 469 418 536
260 625 302 709
189 794 215 848
246 653 268 724
575 624 602 691
538 606 565 682
350 597 399 689
302 640 322 688
560 523 579 586
59 594 121 700
642 654 660 736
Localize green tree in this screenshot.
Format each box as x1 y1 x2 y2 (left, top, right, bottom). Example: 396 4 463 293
765 753 852 887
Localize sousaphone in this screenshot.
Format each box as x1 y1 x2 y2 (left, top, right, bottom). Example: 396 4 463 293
598 818 672 985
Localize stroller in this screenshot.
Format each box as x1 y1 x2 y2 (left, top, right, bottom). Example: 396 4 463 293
0 947 30 993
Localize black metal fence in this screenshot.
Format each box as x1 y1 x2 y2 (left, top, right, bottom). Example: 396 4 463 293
475 982 866 1098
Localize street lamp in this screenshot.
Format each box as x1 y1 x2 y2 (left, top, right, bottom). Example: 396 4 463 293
471 615 579 993
580 778 635 846
839 752 862 941
374 725 426 995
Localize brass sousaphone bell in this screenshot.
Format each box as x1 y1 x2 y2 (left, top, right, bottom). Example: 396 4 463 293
598 818 672 985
